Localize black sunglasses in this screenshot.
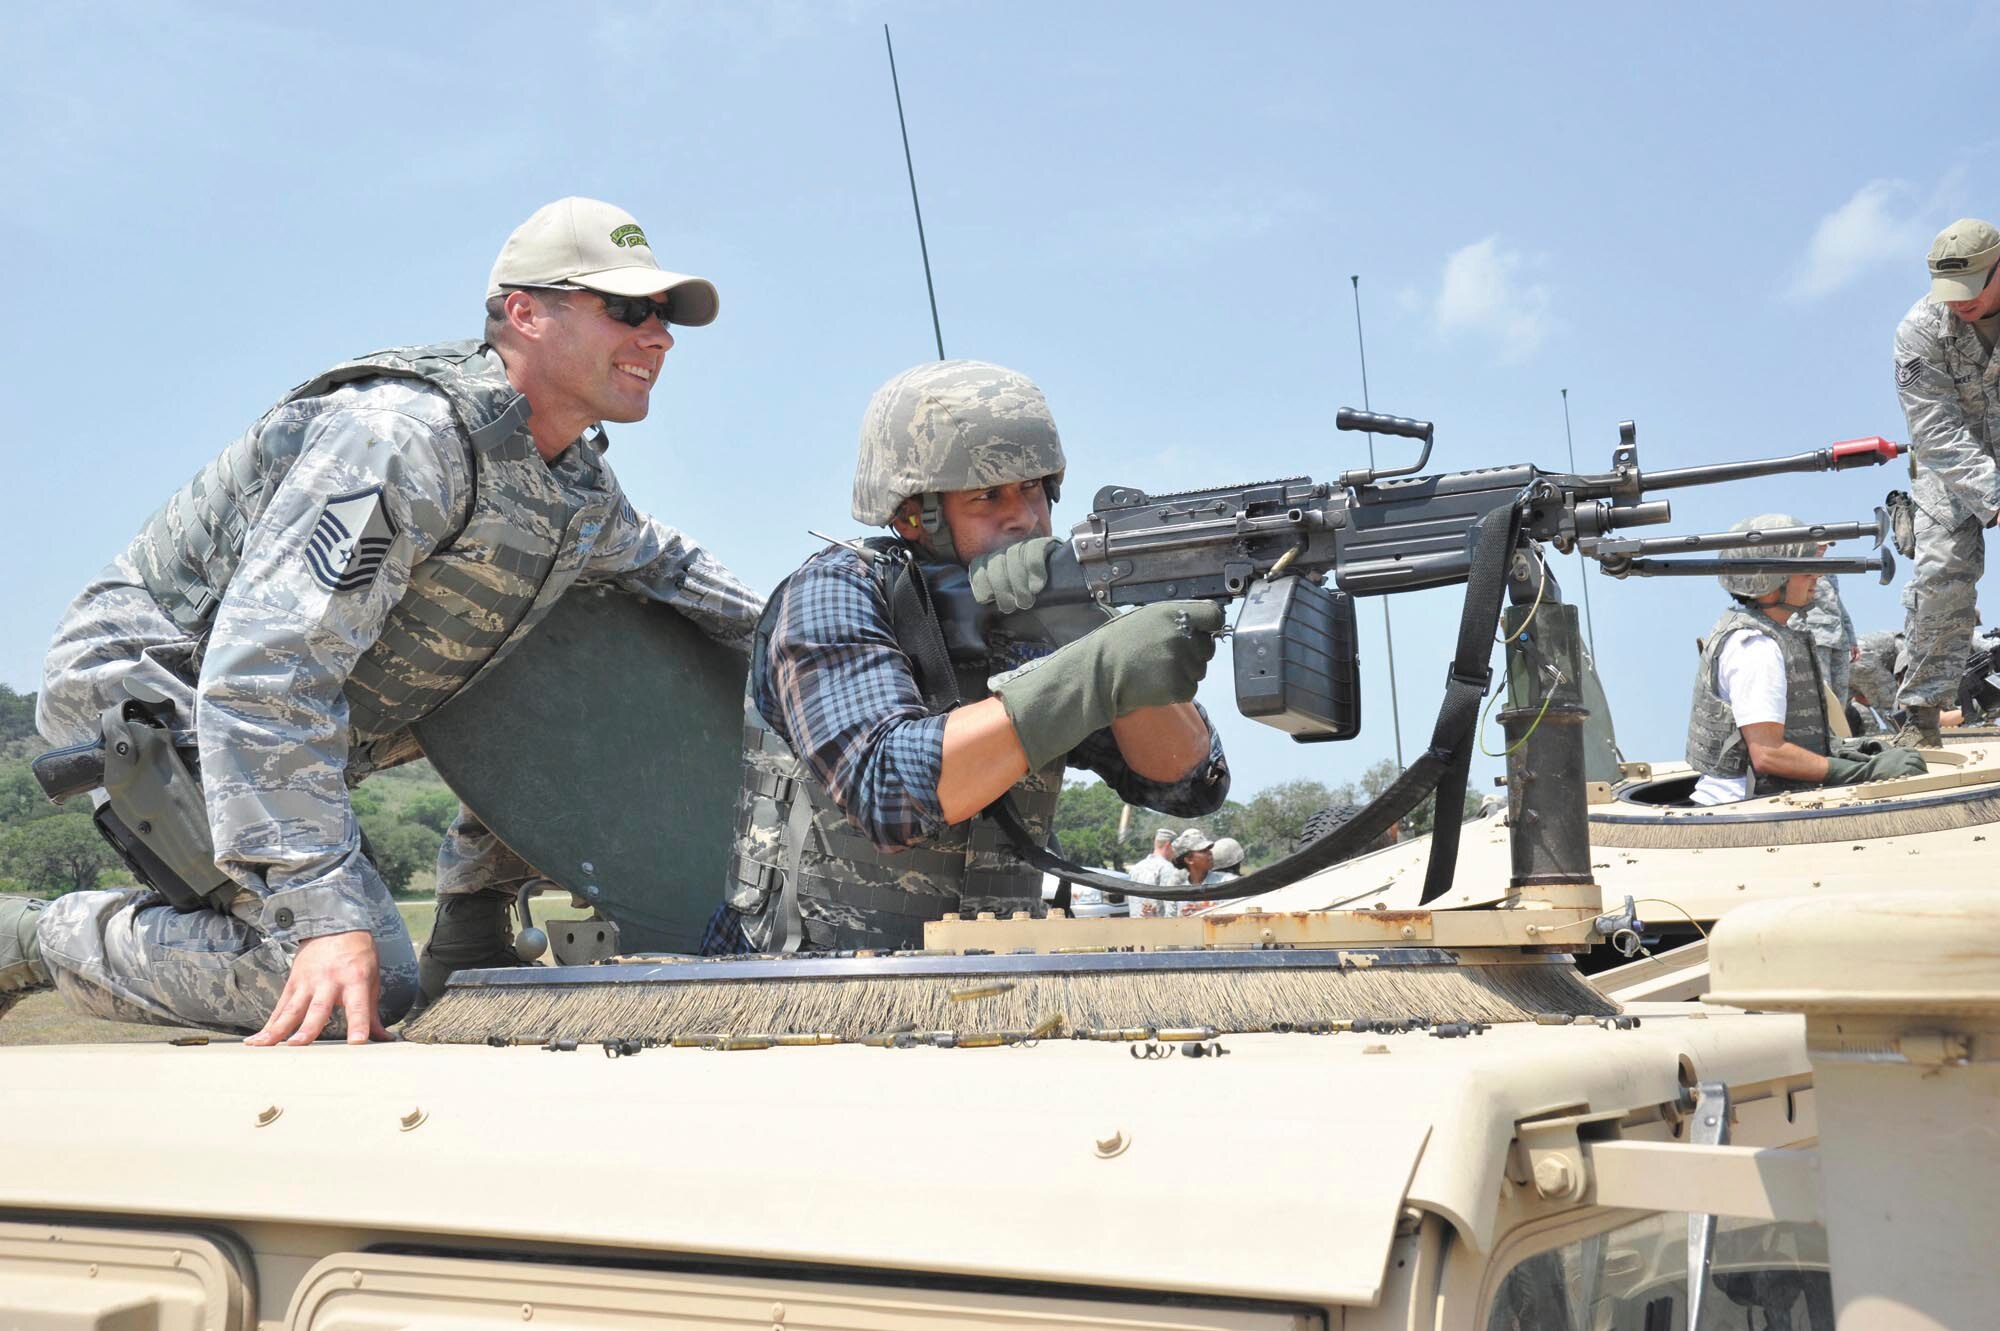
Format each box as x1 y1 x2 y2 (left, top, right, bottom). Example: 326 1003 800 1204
505 284 673 328
597 293 676 328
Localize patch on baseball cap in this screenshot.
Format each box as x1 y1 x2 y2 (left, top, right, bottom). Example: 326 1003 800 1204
1927 218 2000 303
488 197 718 326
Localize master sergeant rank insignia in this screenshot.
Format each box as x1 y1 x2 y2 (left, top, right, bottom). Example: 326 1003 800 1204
306 487 397 593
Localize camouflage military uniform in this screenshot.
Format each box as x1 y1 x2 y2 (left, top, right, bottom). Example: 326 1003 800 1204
1893 297 2000 708
1123 852 1189 918
1793 574 1857 707
1850 630 1904 732
35 342 757 1034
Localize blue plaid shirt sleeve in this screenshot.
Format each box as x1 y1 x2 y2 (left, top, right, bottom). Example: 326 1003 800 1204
1069 705 1231 815
758 547 1231 848
756 549 951 847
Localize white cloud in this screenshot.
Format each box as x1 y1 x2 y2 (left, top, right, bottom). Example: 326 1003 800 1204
1786 180 1935 302
1434 236 1553 362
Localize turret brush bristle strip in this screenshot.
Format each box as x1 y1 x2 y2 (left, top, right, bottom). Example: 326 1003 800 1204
402 953 1614 1045
1589 789 2000 850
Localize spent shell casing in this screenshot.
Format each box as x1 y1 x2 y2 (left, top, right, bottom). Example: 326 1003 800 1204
949 981 1017 1001
956 1031 1016 1048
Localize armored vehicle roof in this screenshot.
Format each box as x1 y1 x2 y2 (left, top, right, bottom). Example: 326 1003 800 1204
0 1002 1807 1310
1233 740 2000 922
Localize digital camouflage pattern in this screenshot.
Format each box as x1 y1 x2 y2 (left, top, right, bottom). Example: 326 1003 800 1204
1851 629 1903 713
33 340 758 1031
35 879 417 1037
850 360 1066 526
1794 573 1857 707
1124 850 1189 918
1716 513 1818 599
432 801 544 901
1893 297 2000 706
1686 603 1831 793
728 706 1057 952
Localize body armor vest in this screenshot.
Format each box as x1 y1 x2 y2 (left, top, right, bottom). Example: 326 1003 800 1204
130 341 618 775
725 541 1065 953
1685 603 1831 796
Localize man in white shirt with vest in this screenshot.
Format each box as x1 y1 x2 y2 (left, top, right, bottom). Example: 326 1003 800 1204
1686 515 1924 805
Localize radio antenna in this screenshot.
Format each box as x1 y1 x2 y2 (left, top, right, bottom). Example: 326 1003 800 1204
1350 275 1406 769
1561 388 1600 659
884 25 945 360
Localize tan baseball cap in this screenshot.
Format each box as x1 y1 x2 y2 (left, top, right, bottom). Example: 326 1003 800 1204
487 197 719 326
1927 218 2000 303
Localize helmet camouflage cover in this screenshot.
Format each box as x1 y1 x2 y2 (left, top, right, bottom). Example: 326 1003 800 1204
1850 630 1902 705
1718 513 1818 599
851 359 1066 526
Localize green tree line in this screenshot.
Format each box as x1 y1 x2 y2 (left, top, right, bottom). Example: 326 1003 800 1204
1054 758 1486 872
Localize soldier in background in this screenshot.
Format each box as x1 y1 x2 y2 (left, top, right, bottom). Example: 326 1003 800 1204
1849 630 1906 733
1123 826 1187 917
1686 516 1925 805
0 198 758 1040
1180 835 1245 914
1207 837 1245 882
1851 626 1993 732
711 360 1229 954
1794 560 1858 709
1891 218 2000 745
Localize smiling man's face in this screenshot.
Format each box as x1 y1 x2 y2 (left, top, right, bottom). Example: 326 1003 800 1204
536 290 673 427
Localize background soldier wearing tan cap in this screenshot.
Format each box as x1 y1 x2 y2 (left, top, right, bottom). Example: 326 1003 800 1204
1891 218 2000 743
0 197 758 1043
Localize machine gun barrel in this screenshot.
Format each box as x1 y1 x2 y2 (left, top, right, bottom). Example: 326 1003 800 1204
1639 436 1899 492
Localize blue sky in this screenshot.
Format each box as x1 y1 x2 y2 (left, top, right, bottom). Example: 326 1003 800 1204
2 3 1989 799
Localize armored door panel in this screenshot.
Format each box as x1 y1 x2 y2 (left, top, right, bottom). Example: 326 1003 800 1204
415 585 746 954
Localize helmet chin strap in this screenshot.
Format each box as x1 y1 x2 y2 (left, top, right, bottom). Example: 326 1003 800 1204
913 494 959 564
901 476 1064 564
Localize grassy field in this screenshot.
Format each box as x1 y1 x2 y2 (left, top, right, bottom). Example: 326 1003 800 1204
0 894 592 1047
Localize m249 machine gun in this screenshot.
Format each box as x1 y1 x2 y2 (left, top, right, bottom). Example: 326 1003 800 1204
943 410 1900 916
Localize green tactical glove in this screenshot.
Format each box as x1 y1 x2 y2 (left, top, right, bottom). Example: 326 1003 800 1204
993 600 1223 770
1823 747 1927 786
968 537 1065 614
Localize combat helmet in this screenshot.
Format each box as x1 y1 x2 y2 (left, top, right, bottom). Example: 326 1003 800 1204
852 359 1065 561
1718 513 1818 600
1851 630 1902 706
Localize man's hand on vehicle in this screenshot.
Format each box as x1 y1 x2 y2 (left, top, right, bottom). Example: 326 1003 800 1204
246 929 392 1046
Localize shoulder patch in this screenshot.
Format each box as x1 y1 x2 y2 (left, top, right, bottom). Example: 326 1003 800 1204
1897 356 1924 389
305 487 398 593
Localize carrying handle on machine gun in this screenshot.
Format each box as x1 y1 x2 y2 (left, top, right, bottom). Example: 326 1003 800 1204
1335 408 1435 485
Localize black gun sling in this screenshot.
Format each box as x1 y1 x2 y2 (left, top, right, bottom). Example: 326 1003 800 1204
887 503 1525 909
